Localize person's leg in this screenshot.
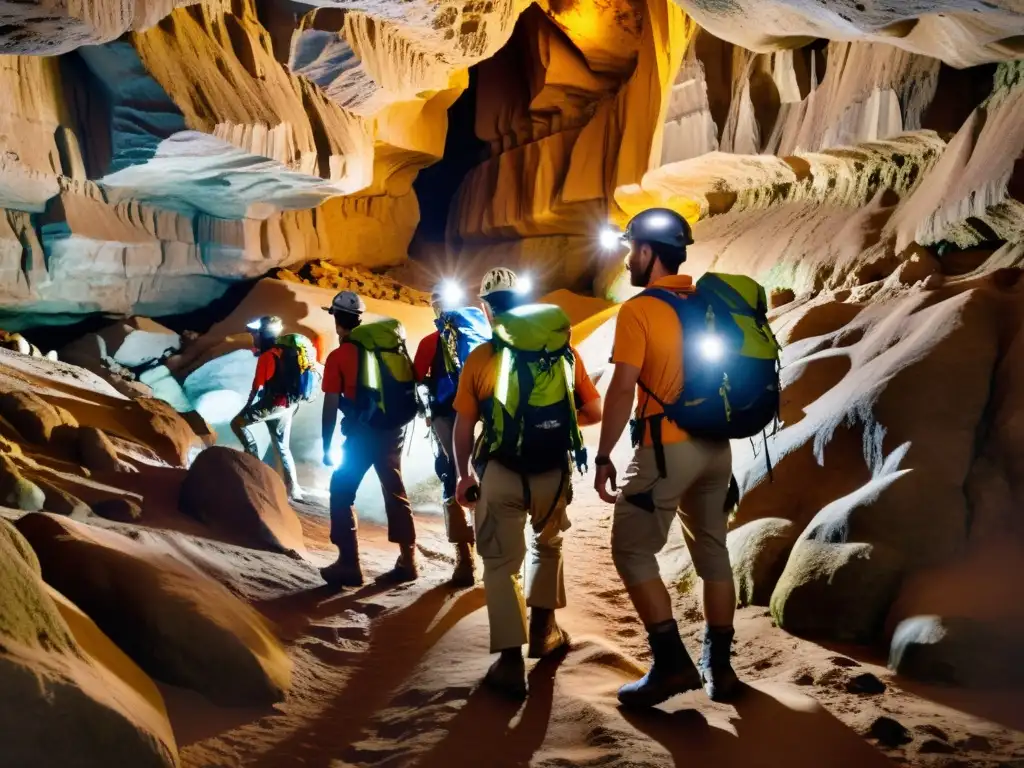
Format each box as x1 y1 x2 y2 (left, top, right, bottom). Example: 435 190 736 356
523 468 570 658
678 440 737 701
322 432 374 587
267 407 301 499
433 415 475 586
610 443 705 708
372 426 417 580
475 461 530 698
230 404 268 458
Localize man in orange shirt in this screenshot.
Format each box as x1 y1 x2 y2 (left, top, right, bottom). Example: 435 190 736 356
230 315 302 500
453 268 603 699
594 208 738 707
319 291 417 588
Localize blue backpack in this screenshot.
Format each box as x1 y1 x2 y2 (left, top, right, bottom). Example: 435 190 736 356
636 273 781 445
433 307 491 406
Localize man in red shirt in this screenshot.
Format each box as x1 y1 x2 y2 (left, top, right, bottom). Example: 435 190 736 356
319 291 417 588
412 289 477 587
230 315 302 500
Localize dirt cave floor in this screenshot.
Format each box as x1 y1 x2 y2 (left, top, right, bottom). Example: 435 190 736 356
164 443 1024 768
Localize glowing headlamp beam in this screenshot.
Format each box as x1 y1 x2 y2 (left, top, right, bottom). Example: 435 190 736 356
599 227 624 250
439 280 463 307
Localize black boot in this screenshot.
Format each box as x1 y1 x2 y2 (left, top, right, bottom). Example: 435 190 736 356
320 531 364 588
699 626 739 702
385 544 418 583
527 607 571 659
483 648 527 699
617 620 702 709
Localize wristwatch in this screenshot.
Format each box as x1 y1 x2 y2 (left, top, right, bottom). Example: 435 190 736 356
594 454 612 466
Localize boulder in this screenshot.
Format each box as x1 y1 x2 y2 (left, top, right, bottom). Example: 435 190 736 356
770 539 904 643
889 615 1024 689
0 454 45 511
131 397 203 468
78 426 134 474
0 520 178 768
16 513 292 706
0 390 78 445
728 517 798 606
179 446 306 556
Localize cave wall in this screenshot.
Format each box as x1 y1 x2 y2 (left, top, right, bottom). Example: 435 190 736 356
0 0 520 328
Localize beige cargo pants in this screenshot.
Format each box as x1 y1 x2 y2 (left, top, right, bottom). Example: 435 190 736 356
611 438 733 586
475 460 569 652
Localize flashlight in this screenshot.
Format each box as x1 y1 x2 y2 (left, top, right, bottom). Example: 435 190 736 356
699 334 724 362
515 275 533 294
600 227 623 250
439 279 463 307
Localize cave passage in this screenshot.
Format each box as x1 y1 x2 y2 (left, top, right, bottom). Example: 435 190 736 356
410 67 488 246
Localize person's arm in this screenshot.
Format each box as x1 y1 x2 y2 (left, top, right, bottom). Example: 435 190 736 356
597 362 639 457
578 395 603 426
571 347 602 426
593 362 640 503
322 393 339 465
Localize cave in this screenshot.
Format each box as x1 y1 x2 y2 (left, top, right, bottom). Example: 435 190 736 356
0 2 1023 766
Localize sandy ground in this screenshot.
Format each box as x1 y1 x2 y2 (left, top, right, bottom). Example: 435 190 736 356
165 422 1024 768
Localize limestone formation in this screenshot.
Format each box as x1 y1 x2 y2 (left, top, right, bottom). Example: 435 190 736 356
16 512 293 707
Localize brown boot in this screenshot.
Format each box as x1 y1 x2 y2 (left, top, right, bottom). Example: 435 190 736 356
483 649 527 699
320 531 364 588
527 607 571 659
449 542 476 588
386 544 418 583
319 557 364 588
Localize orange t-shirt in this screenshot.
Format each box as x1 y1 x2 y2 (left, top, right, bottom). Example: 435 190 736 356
321 343 360 400
453 341 599 423
612 274 695 446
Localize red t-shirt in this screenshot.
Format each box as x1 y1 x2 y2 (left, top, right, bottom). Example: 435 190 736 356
413 331 440 382
322 343 359 400
253 348 288 408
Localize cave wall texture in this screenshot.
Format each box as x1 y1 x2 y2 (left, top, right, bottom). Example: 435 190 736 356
1 1 1023 322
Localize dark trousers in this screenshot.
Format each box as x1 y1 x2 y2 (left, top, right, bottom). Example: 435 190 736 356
329 425 415 549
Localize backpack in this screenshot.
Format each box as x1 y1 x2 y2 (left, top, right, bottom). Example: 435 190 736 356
268 333 321 405
346 318 418 430
637 273 781 444
479 304 587 476
433 307 491 406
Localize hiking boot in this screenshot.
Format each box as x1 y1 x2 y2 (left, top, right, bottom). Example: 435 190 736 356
449 542 476 588
319 557 364 588
483 649 527 700
527 607 571 659
385 545 418 583
617 620 702 709
699 626 739 702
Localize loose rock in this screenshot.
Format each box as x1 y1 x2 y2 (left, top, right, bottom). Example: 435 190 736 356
845 672 887 695
868 716 912 747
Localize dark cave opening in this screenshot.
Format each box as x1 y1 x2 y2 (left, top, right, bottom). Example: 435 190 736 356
410 66 489 249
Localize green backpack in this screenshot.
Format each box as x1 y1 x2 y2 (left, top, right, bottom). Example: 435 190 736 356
345 318 418 430
479 304 587 475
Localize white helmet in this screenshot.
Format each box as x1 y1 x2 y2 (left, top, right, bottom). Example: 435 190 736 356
323 290 366 316
479 268 518 298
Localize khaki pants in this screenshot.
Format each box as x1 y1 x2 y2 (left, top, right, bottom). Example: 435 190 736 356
475 461 569 652
431 415 474 544
611 439 733 586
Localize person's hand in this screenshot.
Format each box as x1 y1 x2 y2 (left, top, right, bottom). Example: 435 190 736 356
322 450 334 467
456 473 480 508
425 417 432 428
595 462 618 504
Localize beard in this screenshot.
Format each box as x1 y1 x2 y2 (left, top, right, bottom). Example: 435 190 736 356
628 259 648 287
